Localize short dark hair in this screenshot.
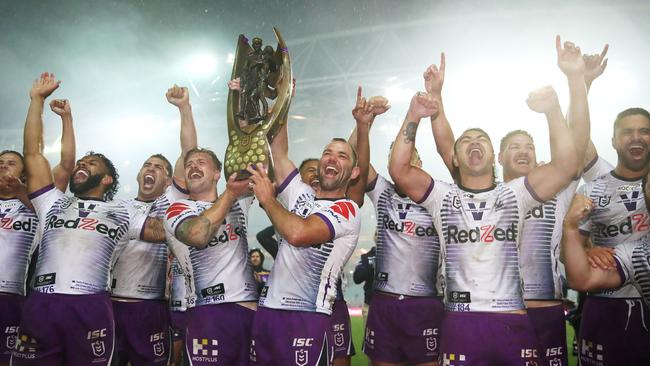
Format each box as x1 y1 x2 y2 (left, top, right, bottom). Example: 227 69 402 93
329 138 358 166
85 151 119 201
298 158 319 172
499 130 534 153
148 154 173 178
184 148 222 172
613 108 650 135
0 150 24 164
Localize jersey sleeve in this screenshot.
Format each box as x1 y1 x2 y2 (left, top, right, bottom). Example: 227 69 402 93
28 184 63 219
508 176 545 214
582 156 613 182
613 242 636 286
577 183 593 235
365 174 390 207
276 169 313 207
418 178 448 217
236 195 255 215
149 183 190 219
123 201 149 240
313 199 361 242
164 200 200 239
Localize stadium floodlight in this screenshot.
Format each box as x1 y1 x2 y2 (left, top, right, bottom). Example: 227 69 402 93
185 53 218 77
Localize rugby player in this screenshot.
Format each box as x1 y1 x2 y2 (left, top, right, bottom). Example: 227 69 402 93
389 78 580 364
110 84 197 366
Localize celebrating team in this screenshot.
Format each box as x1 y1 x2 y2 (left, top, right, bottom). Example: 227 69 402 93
0 35 649 366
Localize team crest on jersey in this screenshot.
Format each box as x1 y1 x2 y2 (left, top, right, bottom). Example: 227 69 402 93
330 201 356 220
153 341 165 357
6 334 16 350
619 191 640 211
426 337 437 351
467 201 488 220
549 358 562 366
167 202 190 220
394 202 412 220
91 340 105 357
452 196 462 210
295 349 308 366
597 196 611 207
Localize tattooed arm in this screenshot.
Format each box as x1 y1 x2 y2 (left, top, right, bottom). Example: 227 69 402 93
388 92 438 203
174 175 249 249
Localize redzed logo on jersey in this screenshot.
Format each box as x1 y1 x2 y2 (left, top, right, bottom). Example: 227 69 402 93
167 202 190 220
330 201 356 220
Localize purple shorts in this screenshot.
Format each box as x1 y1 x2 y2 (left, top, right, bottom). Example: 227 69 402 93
330 300 355 358
170 310 187 342
185 303 255 365
440 311 541 366
363 293 443 364
11 291 114 366
579 296 650 366
112 299 170 366
0 294 23 363
527 303 568 366
250 307 332 366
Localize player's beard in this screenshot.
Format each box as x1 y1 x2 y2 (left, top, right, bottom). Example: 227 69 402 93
617 144 650 172
318 167 352 192
69 173 104 196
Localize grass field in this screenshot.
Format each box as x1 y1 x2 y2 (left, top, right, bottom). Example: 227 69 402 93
348 316 578 366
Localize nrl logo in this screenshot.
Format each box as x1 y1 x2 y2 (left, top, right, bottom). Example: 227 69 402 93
426 337 437 351
334 332 344 347
295 349 308 366
153 341 165 357
597 196 611 207
92 340 105 357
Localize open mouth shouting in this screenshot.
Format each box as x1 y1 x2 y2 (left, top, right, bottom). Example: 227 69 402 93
188 168 204 181
143 174 155 189
628 142 647 159
467 144 484 165
73 168 90 183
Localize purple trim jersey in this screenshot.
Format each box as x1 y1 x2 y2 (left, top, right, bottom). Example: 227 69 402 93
420 176 541 312
366 174 440 296
169 256 187 311
111 183 187 300
259 169 361 315
0 198 39 295
579 168 648 298
615 236 650 307
520 156 613 300
29 185 146 295
164 196 257 308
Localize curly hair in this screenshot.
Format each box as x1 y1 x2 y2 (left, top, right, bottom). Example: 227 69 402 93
85 151 119 201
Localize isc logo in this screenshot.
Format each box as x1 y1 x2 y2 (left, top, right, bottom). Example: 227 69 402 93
546 347 563 356
333 324 345 332
520 348 538 358
422 328 438 336
87 328 107 340
150 332 166 342
292 338 314 347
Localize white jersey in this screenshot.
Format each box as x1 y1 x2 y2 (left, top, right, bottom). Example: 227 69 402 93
169 255 187 311
0 198 39 295
259 169 361 315
520 156 613 300
614 236 650 307
579 168 648 298
366 174 440 296
420 176 540 312
111 183 187 300
164 196 257 308
29 184 145 295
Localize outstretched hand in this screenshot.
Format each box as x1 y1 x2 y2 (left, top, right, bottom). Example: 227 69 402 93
166 85 190 108
526 86 560 114
584 44 609 87
352 86 390 127
556 35 585 76
30 72 60 100
423 52 445 95
49 99 71 117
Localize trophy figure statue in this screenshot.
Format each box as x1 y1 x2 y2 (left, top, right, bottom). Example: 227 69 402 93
225 27 292 180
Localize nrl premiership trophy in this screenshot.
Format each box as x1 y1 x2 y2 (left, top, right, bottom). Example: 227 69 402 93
225 28 293 179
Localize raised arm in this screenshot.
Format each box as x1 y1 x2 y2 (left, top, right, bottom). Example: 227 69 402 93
562 194 622 291
347 87 390 205
174 174 249 248
556 36 592 173
388 92 438 203
524 86 579 202
347 126 378 185
269 113 296 183
247 164 330 247
424 53 456 178
49 99 76 192
581 43 609 166
166 85 198 188
23 73 60 194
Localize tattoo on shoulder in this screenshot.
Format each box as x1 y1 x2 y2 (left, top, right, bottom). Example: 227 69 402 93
403 122 418 143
